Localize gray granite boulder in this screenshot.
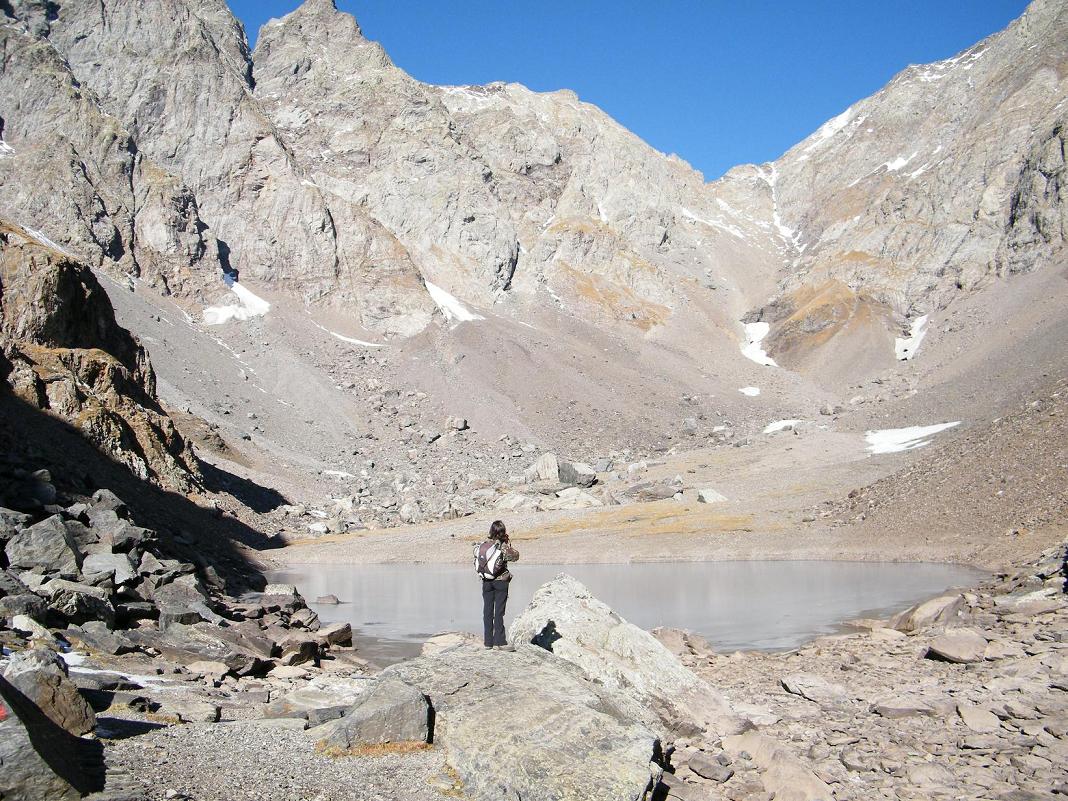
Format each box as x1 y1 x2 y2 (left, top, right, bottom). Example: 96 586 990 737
925 628 988 664
510 574 743 739
4 515 82 577
889 594 964 633
384 644 662 801
2 648 96 735
42 579 115 628
0 674 103 800
314 678 428 750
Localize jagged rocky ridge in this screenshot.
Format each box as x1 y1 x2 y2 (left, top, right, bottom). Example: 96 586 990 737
2 0 1060 371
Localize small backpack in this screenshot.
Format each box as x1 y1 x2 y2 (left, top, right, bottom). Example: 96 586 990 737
474 540 506 580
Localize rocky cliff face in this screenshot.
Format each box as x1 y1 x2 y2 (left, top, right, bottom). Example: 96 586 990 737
743 0 1067 377
4 0 1063 365
0 9 223 297
0 221 200 490
37 0 434 335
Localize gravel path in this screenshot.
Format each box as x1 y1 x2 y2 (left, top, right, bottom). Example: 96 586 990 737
103 717 448 801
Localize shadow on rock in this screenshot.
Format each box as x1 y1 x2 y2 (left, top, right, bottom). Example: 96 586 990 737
94 716 168 741
0 392 275 594
198 459 288 515
0 675 105 798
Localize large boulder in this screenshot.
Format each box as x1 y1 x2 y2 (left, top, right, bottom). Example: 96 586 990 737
152 575 219 629
4 515 82 577
126 622 273 675
524 453 560 483
80 552 136 585
2 648 96 735
314 678 429 751
889 594 964 632
509 574 743 739
0 675 104 800
722 730 832 801
925 628 988 664
41 579 115 628
384 645 662 801
559 461 598 488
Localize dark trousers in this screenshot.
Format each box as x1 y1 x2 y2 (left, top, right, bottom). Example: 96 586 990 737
482 579 510 646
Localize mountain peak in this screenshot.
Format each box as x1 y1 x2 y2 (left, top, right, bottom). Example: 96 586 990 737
292 0 357 30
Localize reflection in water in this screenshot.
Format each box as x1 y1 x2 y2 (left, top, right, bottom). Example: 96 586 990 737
268 561 985 665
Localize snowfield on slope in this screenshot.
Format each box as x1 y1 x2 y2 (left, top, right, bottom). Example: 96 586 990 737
895 315 929 361
865 421 961 454
742 322 778 367
425 280 484 323
203 283 271 325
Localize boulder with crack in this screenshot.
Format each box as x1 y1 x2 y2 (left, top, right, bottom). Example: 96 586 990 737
383 644 663 801
509 574 744 739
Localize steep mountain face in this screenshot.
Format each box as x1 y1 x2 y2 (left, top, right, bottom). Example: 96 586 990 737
251 0 781 335
35 0 433 336
9 0 1061 369
27 0 783 344
742 0 1067 381
0 221 200 490
0 10 221 296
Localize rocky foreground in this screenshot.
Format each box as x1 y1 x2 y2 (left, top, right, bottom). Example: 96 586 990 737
2 494 1064 801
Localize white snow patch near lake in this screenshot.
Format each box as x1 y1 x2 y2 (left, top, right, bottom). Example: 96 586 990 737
739 387 761 397
312 320 382 347
865 421 960 454
425 280 484 323
763 419 802 434
741 322 777 367
203 282 271 325
895 314 929 360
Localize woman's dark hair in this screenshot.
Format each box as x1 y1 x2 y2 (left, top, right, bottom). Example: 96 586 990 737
489 520 507 541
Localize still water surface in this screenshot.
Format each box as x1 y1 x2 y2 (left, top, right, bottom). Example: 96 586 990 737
268 561 985 664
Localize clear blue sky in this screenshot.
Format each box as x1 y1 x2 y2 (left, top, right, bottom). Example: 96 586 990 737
232 1 1029 180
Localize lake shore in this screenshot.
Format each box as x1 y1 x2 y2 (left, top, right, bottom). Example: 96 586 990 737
259 497 1067 572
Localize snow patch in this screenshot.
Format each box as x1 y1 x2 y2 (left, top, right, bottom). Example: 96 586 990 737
799 107 857 155
324 470 355 479
739 387 761 397
679 207 747 240
23 226 74 258
865 421 960 454
763 419 802 434
203 282 271 325
883 152 918 172
425 280 484 323
312 321 382 347
741 322 777 367
895 314 929 361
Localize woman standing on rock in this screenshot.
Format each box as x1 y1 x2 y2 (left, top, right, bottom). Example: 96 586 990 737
474 519 519 650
